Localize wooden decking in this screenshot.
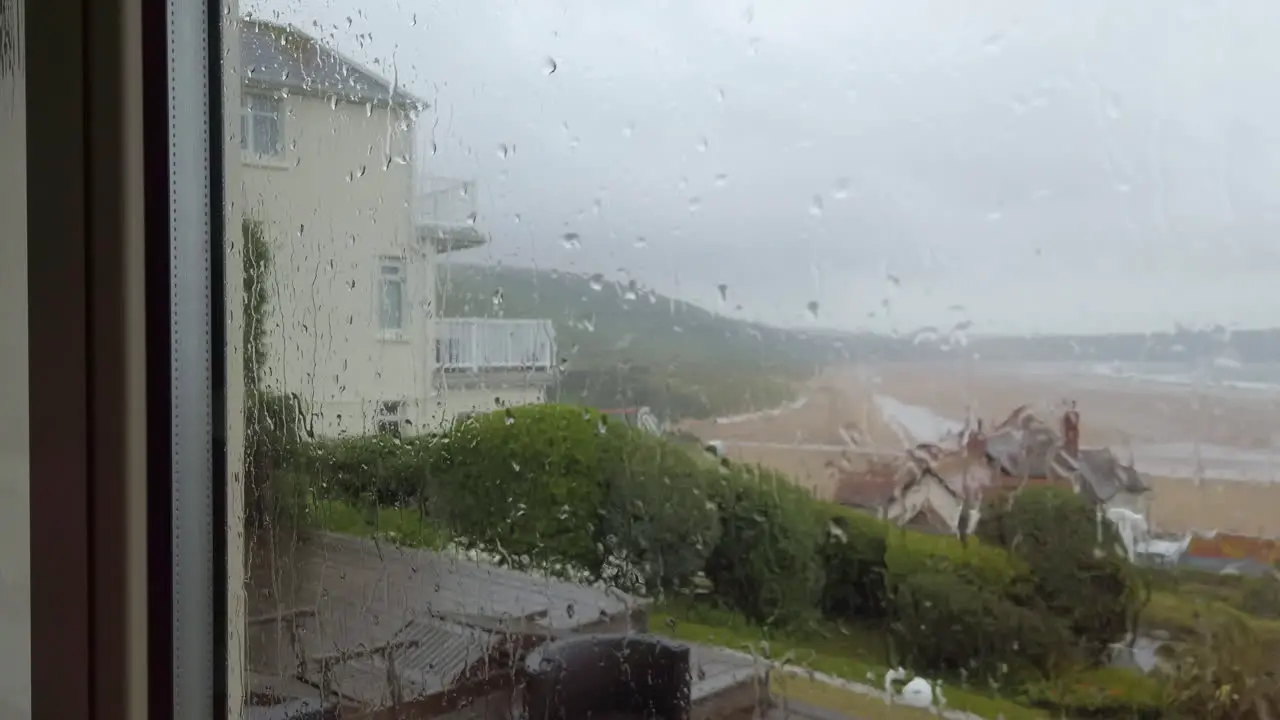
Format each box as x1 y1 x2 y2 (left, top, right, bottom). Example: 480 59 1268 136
246 531 771 718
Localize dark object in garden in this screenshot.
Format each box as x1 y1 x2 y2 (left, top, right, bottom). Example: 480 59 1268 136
522 633 692 720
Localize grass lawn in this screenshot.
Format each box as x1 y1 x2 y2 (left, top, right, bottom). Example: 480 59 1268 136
1143 589 1280 643
651 600 1048 720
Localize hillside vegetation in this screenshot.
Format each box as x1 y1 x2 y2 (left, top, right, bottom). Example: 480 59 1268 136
438 263 878 419
438 263 1280 418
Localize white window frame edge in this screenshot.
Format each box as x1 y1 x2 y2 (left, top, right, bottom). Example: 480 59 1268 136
171 0 221 716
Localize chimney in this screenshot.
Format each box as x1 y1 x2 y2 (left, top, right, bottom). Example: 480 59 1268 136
1062 403 1080 457
965 419 987 459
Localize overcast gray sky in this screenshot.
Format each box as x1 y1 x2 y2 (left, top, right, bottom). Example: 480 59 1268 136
252 0 1280 335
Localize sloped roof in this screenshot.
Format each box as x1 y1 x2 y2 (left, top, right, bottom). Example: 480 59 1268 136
241 18 425 109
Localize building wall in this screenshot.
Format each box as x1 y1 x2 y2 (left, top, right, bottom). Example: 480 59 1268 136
239 90 435 437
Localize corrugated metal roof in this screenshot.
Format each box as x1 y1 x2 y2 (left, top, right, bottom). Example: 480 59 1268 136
241 19 425 108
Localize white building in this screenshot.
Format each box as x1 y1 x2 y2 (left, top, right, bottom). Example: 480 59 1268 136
239 19 551 436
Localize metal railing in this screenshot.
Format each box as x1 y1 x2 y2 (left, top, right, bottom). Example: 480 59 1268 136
433 318 556 373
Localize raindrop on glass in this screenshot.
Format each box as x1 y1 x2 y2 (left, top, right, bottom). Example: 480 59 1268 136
497 143 510 159
833 178 851 200
588 274 605 291
696 137 709 153
688 196 702 213
809 195 824 216
717 283 729 302
562 232 582 249
714 173 728 187
544 57 558 75
806 301 820 320
633 236 648 249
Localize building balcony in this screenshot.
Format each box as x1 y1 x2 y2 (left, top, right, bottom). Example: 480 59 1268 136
414 176 489 253
433 318 556 376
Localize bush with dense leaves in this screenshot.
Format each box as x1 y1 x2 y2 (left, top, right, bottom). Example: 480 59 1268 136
977 486 1139 665
1019 668 1167 720
818 505 890 621
427 404 619 578
703 464 825 625
595 428 722 594
1160 609 1280 719
889 570 1073 682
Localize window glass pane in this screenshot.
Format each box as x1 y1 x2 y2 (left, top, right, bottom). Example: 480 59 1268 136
0 12 30 717
230 4 1268 720
379 278 402 329
250 114 278 156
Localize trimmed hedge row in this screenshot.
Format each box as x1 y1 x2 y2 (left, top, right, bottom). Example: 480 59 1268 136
291 403 1139 685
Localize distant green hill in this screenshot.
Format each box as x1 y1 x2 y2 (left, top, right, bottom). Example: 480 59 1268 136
437 263 1280 418
437 263 884 371
437 263 883 419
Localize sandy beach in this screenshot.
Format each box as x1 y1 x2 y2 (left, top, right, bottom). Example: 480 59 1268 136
680 362 1280 536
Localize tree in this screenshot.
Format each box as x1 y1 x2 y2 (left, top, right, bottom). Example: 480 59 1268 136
977 486 1139 666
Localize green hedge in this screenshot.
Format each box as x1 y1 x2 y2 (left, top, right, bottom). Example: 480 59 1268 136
290 402 1140 685
703 465 825 624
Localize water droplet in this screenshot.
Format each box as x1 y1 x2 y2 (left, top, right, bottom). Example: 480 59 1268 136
714 173 728 187
562 232 581 249
496 143 510 159
806 301 820 320
588 274 605 291
716 87 726 103
357 165 367 178
328 95 338 110
696 137 709 153
717 283 729 302
809 195 824 216
688 196 702 213
982 32 1005 53
833 178 851 199
410 13 417 27
622 123 634 138
986 210 1004 222
886 273 901 286
513 213 522 224
633 236 648 249
544 57 558 75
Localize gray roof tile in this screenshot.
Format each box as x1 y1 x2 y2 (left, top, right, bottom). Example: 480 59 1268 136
241 19 425 108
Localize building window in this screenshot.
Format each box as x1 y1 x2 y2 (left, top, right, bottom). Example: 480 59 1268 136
375 400 404 438
378 259 405 333
241 93 284 158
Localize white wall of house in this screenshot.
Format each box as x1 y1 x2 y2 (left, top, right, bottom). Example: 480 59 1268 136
239 88 435 437
0 61 31 720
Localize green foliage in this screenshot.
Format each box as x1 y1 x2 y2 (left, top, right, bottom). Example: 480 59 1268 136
889 570 1072 683
1239 575 1280 619
429 404 616 578
596 432 722 595
242 218 312 533
296 434 443 508
978 486 1138 665
1160 609 1280 719
818 505 890 621
1019 667 1167 719
702 464 826 625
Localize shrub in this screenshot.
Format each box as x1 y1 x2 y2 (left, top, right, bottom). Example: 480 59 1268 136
884 527 1031 599
596 429 722 595
889 570 1072 682
703 464 825 625
1240 576 1280 619
1019 667 1167 719
427 404 616 578
297 433 442 508
1161 609 1280 719
977 486 1138 664
818 506 890 621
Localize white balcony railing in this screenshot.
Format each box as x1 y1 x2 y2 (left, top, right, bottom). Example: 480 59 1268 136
433 318 556 373
414 177 488 252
